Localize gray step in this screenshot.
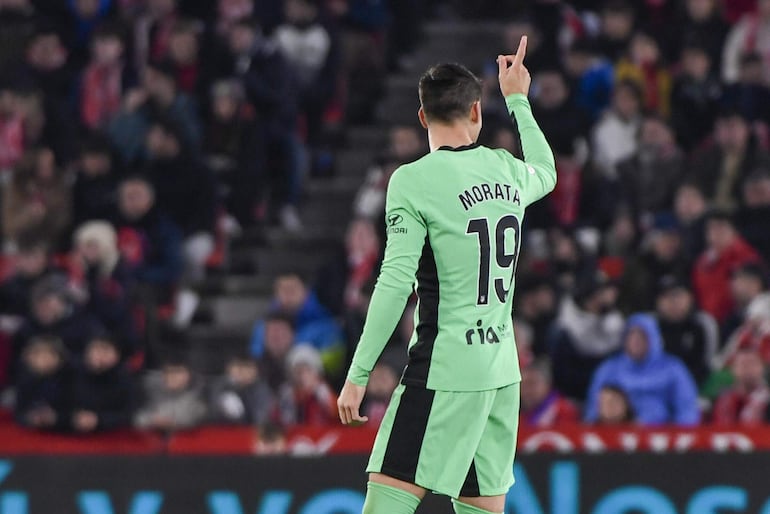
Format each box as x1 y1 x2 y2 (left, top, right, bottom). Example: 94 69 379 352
199 295 271 328
195 274 273 296
335 149 375 177
345 125 390 149
187 325 253 374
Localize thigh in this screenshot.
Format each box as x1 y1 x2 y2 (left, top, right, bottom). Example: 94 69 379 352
367 386 496 498
465 382 521 498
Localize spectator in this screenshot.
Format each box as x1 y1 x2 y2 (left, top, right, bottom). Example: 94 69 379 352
549 270 625 400
670 43 722 151
79 24 133 130
72 221 136 355
615 32 672 117
563 39 614 120
227 17 302 230
718 293 770 367
720 52 770 124
596 0 636 62
14 276 104 361
142 119 216 282
208 353 274 425
114 177 183 295
736 169 770 263
673 0 729 70
0 0 38 73
72 137 122 227
592 80 643 179
250 273 344 374
134 356 207 431
274 0 338 155
14 335 71 431
254 422 287 455
258 312 296 392
353 125 424 222
166 19 204 96
724 263 768 339
0 237 55 321
203 78 264 227
132 0 179 71
594 385 636 425
513 276 558 356
654 275 719 386
361 351 402 425
109 59 201 165
674 182 709 264
316 218 381 316
585 314 701 426
0 80 26 172
2 147 72 250
713 348 769 425
689 110 769 211
618 214 688 314
530 67 590 155
616 116 684 221
520 358 579 427
70 336 133 433
722 0 770 83
692 210 762 323
275 345 337 427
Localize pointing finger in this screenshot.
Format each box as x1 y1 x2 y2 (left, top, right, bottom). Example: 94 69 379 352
512 35 527 67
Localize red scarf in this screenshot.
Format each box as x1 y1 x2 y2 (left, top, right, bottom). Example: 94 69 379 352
81 63 122 129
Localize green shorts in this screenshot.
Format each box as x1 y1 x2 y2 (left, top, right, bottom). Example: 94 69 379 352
366 382 520 498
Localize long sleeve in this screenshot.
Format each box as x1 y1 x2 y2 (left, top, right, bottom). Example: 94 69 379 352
346 168 427 386
505 93 557 206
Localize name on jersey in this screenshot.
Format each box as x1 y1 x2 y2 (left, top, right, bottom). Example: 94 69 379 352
459 183 521 211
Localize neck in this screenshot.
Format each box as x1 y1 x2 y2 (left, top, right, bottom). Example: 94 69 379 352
427 122 474 152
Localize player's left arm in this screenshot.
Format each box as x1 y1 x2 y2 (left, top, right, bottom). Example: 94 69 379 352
339 167 427 425
498 36 557 206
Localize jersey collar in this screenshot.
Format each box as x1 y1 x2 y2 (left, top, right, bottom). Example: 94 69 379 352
437 143 480 152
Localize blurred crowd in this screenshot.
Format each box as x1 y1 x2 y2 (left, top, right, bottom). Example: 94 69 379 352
2 0 770 443
0 0 424 437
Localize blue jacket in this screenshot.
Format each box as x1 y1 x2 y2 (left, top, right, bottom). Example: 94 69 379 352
585 314 701 426
250 291 343 357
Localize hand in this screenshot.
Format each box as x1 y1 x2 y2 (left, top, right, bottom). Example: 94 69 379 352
73 410 99 432
497 35 531 97
337 379 368 426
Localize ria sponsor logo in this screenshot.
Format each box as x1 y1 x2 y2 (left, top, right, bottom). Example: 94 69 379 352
465 320 505 345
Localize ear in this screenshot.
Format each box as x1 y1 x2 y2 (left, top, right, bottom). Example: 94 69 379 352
470 101 481 123
418 107 429 129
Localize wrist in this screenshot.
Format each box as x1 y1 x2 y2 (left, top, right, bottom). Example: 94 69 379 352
505 93 530 114
347 364 370 387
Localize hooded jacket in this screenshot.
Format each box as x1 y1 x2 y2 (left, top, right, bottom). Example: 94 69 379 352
585 314 701 426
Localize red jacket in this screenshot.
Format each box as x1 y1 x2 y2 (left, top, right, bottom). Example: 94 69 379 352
522 392 580 427
713 385 770 425
692 237 761 323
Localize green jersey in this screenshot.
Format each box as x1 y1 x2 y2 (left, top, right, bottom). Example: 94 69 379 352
347 94 556 391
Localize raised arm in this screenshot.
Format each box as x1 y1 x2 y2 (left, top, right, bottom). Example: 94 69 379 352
498 36 557 205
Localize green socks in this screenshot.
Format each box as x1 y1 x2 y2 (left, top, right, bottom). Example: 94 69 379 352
452 498 502 514
362 481 422 514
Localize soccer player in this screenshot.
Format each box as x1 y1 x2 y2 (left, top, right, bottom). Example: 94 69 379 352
338 36 556 514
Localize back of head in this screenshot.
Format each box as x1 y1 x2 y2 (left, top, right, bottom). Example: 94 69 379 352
418 63 482 124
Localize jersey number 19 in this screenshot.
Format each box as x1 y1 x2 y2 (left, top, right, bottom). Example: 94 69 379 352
466 215 521 306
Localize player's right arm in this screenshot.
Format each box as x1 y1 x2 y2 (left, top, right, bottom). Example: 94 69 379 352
498 36 557 206
339 167 427 425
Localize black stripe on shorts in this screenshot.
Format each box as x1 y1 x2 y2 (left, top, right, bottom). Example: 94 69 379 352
380 387 435 484
460 459 481 497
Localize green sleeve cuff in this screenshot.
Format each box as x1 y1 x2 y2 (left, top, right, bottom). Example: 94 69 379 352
347 364 370 387
505 93 530 114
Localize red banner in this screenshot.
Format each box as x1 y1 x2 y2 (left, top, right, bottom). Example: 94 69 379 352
280 425 770 455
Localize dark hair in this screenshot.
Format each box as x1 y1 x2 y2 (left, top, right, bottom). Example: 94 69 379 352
599 384 635 423
418 63 482 123
265 311 295 329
